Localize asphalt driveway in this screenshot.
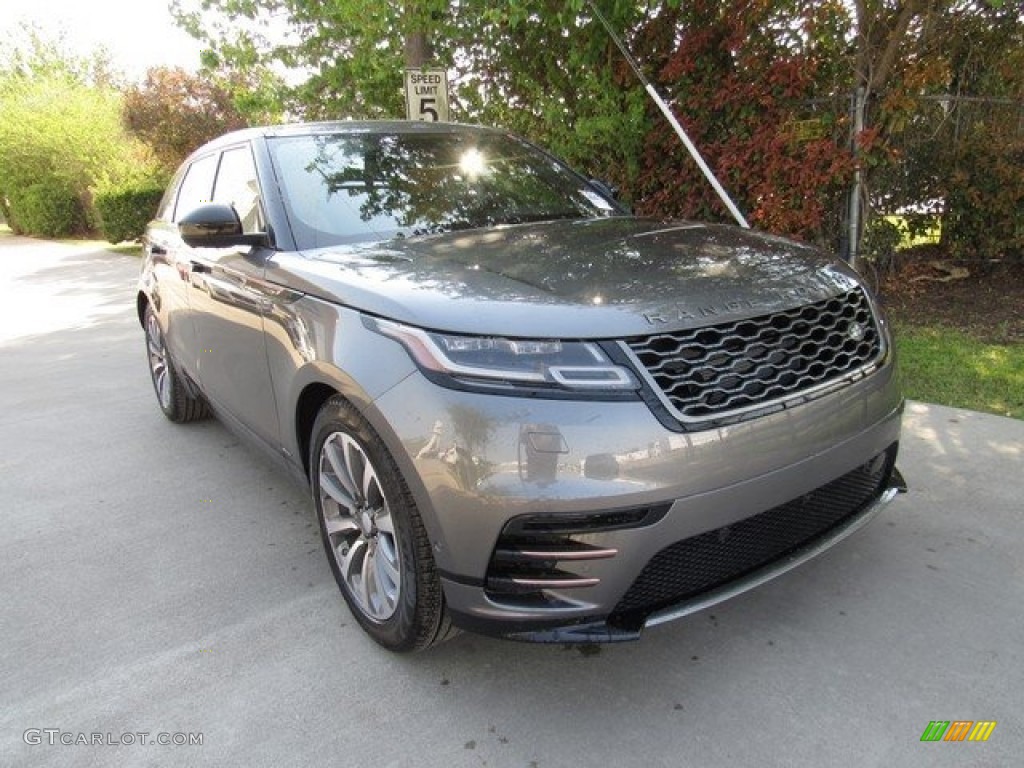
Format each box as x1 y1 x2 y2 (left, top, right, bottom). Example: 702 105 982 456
1 232 1020 767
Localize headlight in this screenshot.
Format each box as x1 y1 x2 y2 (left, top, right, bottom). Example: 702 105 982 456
366 317 638 393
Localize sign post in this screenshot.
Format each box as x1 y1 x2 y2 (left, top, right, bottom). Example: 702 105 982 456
404 69 449 122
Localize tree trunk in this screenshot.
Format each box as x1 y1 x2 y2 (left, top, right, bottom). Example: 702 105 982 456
405 32 431 68
404 0 433 68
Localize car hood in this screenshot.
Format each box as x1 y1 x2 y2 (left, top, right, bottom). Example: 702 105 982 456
266 217 863 338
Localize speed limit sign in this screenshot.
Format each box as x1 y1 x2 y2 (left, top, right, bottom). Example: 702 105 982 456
405 69 449 122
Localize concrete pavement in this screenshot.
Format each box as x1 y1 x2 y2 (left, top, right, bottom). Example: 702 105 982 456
1 232 1021 767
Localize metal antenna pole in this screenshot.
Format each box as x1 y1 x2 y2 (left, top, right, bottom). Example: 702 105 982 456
586 1 750 229
847 86 866 268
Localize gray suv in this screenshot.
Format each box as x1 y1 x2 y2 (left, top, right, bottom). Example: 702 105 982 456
139 121 905 651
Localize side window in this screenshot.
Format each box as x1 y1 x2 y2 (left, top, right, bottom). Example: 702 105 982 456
173 154 219 222
213 145 264 234
155 165 187 222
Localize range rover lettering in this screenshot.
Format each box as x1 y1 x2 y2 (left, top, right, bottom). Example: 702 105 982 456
139 122 905 651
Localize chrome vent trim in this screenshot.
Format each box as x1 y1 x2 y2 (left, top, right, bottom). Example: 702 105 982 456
485 539 613 595
484 505 668 600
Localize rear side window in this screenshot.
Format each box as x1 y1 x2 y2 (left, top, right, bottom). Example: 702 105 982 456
173 154 219 222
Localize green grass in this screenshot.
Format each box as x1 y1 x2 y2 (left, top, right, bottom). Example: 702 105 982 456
894 324 1024 419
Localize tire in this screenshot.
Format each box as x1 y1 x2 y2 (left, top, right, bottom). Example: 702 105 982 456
311 395 454 651
144 303 209 423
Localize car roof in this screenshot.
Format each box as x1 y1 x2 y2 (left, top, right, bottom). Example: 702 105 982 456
193 120 509 155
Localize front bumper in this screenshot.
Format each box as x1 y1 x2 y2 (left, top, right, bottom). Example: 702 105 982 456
364 355 904 642
472 465 906 643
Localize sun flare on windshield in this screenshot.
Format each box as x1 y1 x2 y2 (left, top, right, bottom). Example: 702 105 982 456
458 147 487 179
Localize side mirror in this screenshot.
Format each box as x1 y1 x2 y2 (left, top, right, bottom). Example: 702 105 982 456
179 204 268 248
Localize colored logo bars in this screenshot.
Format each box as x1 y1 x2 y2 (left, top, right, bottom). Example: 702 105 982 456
921 721 997 742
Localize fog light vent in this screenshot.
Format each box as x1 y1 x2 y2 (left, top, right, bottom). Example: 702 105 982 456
484 504 669 599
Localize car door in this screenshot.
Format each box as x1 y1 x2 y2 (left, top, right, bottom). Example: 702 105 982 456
146 155 219 379
184 144 282 446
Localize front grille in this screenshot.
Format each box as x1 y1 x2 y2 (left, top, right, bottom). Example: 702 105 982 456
626 289 883 423
609 444 897 627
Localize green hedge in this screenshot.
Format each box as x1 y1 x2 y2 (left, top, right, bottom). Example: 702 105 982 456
94 181 166 244
7 181 86 237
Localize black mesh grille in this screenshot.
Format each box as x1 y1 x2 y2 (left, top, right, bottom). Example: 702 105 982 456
610 445 897 626
626 289 882 422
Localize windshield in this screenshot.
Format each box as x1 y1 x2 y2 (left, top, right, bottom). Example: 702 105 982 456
267 131 616 248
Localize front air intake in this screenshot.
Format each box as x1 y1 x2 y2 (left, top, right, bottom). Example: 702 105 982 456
609 444 898 628
484 505 669 602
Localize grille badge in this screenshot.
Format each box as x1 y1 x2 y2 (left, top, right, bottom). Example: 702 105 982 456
848 322 866 341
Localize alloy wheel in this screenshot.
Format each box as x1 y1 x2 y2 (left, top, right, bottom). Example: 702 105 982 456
317 431 402 622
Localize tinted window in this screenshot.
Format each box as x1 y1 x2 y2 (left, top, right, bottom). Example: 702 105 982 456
213 145 264 233
173 154 219 222
267 132 615 249
156 164 187 221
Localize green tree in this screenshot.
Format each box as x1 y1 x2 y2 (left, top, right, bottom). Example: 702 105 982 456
0 75 141 236
171 0 414 119
445 1 651 193
171 0 1022 258
170 0 652 191
0 26 162 238
0 22 119 86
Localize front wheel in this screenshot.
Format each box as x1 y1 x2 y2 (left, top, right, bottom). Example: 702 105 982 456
311 396 453 651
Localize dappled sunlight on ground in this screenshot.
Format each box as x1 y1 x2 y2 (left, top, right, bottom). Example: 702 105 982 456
902 400 1023 469
0 233 138 345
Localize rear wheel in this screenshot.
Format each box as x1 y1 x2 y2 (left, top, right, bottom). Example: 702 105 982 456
144 304 208 423
311 395 453 651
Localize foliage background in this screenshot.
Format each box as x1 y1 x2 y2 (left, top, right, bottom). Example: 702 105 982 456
166 0 1021 259
0 29 252 241
0 34 142 237
1 2 1021 256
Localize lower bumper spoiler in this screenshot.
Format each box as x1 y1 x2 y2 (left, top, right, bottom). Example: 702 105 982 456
491 467 907 644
